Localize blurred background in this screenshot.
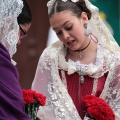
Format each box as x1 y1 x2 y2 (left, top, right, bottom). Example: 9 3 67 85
13 0 120 89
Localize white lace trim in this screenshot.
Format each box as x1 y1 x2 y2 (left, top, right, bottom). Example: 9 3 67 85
58 43 110 79
60 69 98 96
0 0 23 58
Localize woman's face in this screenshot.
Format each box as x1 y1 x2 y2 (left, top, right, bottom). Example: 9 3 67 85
50 11 88 51
18 23 31 44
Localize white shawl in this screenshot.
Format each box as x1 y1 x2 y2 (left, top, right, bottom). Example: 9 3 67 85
32 41 120 120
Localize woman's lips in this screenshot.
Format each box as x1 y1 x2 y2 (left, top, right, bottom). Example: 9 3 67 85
67 40 76 47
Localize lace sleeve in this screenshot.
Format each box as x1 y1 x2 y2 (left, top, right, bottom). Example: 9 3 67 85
32 46 81 120
32 48 58 120
32 48 52 94
107 63 120 119
100 52 120 120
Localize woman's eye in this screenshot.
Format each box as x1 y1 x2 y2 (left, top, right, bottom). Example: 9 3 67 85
66 25 73 31
56 31 62 35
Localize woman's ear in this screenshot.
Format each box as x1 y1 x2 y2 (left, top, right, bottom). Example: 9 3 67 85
81 12 88 24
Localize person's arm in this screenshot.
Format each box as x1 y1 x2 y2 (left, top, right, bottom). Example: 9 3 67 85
32 48 59 120
0 43 31 120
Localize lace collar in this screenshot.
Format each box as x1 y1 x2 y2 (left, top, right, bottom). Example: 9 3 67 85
57 43 109 78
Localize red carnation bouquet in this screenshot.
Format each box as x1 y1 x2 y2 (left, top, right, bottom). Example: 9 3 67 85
22 89 46 120
83 95 115 120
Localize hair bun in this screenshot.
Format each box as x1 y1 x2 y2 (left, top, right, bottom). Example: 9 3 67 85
77 0 91 20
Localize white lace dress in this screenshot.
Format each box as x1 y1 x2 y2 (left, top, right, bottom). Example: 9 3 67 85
32 41 120 120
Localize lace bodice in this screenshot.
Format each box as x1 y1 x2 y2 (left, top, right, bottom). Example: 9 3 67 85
62 44 110 78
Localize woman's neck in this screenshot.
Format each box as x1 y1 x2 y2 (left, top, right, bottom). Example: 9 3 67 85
66 41 98 64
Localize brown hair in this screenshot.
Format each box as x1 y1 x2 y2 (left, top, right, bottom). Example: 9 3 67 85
48 0 91 20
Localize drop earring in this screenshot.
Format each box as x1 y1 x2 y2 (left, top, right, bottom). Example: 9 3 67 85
78 24 91 59
84 24 89 36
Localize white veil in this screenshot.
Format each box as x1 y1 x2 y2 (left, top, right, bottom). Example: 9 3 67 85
85 0 120 53
0 0 23 58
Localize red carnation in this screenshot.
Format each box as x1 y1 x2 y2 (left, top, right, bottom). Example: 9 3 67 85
22 89 46 120
83 95 115 120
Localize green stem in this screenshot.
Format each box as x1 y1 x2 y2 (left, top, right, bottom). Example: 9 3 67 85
27 104 31 118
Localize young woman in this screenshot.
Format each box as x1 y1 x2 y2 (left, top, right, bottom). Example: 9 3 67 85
32 0 120 119
0 0 32 119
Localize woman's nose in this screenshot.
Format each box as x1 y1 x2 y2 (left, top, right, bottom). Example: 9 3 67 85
63 31 70 40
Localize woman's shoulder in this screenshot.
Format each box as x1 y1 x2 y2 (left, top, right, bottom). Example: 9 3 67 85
43 41 62 53
51 40 62 47
103 44 120 67
40 41 63 59
48 40 62 50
